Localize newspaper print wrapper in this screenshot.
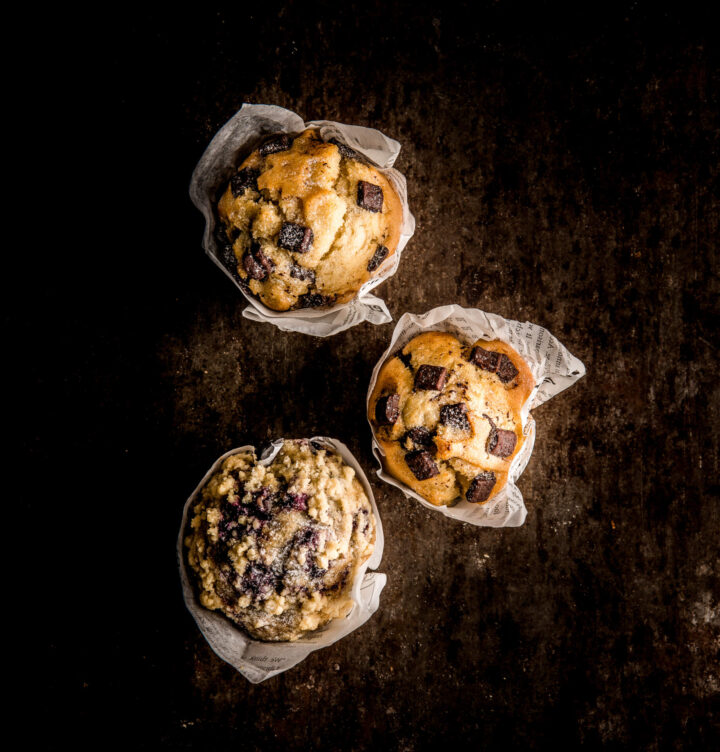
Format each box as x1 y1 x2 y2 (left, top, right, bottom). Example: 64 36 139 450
189 103 416 337
367 305 586 527
178 437 386 683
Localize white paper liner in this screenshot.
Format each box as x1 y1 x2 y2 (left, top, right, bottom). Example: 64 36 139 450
177 437 386 683
189 104 416 337
366 305 586 527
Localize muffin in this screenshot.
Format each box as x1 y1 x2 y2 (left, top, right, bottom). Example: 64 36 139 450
184 439 376 642
368 332 534 507
215 128 403 311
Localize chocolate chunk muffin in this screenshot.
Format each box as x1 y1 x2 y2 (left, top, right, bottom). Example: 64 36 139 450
368 332 534 507
216 129 403 311
184 440 376 642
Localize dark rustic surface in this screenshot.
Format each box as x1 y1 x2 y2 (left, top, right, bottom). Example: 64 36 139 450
28 3 719 749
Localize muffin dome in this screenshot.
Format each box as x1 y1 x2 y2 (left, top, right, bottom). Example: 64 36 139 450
369 332 534 507
185 440 376 642
216 129 403 311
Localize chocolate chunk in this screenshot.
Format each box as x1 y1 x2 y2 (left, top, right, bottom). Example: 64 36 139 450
254 244 274 272
469 346 519 384
242 243 275 281
404 426 435 452
279 222 314 253
440 403 471 431
357 180 384 212
414 365 448 391
482 413 516 457
299 293 333 308
289 264 315 282
489 428 517 458
367 244 389 272
469 346 501 372
405 450 440 480
242 252 266 280
496 354 519 383
259 134 292 155
375 393 400 426
330 138 366 162
466 472 496 504
230 168 260 196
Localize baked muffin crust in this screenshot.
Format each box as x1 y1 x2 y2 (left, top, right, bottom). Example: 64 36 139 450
185 440 376 641
216 129 403 311
369 332 534 507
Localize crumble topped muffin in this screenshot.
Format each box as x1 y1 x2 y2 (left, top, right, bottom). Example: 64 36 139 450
215 128 403 311
369 332 534 507
185 439 376 642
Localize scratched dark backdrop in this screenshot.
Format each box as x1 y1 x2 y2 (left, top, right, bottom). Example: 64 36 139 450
27 2 719 749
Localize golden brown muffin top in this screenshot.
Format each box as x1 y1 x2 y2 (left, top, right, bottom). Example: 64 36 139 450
216 129 403 311
369 332 534 507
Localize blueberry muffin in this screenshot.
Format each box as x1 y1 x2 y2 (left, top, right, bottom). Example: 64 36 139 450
216 128 403 311
184 440 376 642
369 332 534 507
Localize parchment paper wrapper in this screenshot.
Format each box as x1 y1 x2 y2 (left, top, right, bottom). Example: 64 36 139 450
190 103 416 337
367 305 586 527
178 437 386 683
